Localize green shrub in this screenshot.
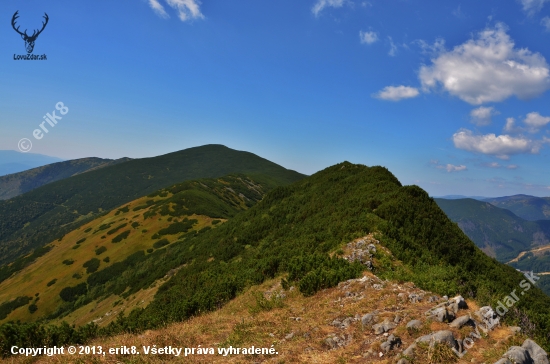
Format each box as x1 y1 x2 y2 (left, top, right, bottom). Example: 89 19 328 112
76 238 86 245
212 219 221 225
84 227 92 233
46 279 57 287
103 257 110 263
95 246 107 255
59 283 87 302
107 223 128 236
153 239 170 249
28 304 38 314
83 258 101 274
62 259 74 265
111 230 131 243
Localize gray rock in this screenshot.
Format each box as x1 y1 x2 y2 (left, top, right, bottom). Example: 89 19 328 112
416 330 459 351
449 295 467 313
509 326 521 334
501 346 532 364
522 339 549 364
406 319 422 330
402 343 417 357
397 359 411 364
429 306 456 323
361 312 378 327
409 293 423 303
427 295 439 303
449 315 473 328
285 332 295 340
324 337 338 349
394 314 402 323
372 318 397 334
380 334 402 353
494 359 513 364
397 292 407 300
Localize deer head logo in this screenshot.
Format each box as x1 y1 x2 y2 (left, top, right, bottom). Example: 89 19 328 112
11 11 49 54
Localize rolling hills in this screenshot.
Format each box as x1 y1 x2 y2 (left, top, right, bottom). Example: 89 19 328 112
0 150 63 177
2 162 549 358
0 157 131 200
434 198 550 262
0 173 274 326
0 144 305 266
483 194 550 221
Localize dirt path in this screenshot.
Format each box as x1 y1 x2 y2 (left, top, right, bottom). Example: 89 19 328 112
507 244 550 264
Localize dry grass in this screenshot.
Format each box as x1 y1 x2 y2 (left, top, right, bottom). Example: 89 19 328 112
0 193 219 326
2 268 528 364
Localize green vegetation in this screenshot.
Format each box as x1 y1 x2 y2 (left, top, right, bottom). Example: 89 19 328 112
62 259 74 265
59 283 87 302
111 230 130 243
84 228 92 233
46 279 57 287
435 198 550 261
103 257 110 263
157 219 197 236
75 238 86 244
0 157 128 201
2 162 550 356
28 304 37 314
483 195 550 221
0 246 51 285
83 258 101 274
0 296 31 320
0 145 304 267
152 239 170 249
95 246 107 255
107 223 128 236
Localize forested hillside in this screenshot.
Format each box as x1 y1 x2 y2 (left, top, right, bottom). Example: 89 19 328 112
2 162 549 356
0 144 304 266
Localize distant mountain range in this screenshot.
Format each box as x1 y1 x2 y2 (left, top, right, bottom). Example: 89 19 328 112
483 194 550 221
0 144 305 266
0 157 132 200
434 198 550 262
0 150 63 176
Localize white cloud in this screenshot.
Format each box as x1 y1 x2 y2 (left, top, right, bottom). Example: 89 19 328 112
470 106 498 126
482 162 519 169
542 17 550 31
388 36 398 56
312 0 346 17
148 0 204 21
504 117 519 133
359 31 378 45
524 112 550 132
452 128 544 158
518 0 550 15
430 160 467 172
167 0 204 21
415 38 445 56
149 0 169 18
374 86 420 101
419 24 550 105
445 164 467 172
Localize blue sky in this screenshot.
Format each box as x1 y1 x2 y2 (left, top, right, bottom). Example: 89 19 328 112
1 0 550 197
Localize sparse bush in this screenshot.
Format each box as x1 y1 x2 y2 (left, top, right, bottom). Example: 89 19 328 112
76 238 86 245
111 230 131 243
62 259 74 265
153 239 170 249
47 279 57 287
95 246 107 255
83 258 101 274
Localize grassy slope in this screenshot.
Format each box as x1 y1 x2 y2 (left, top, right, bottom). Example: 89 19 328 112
434 198 550 261
484 195 550 221
8 243 539 364
0 144 305 266
0 174 274 325
2 163 550 354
